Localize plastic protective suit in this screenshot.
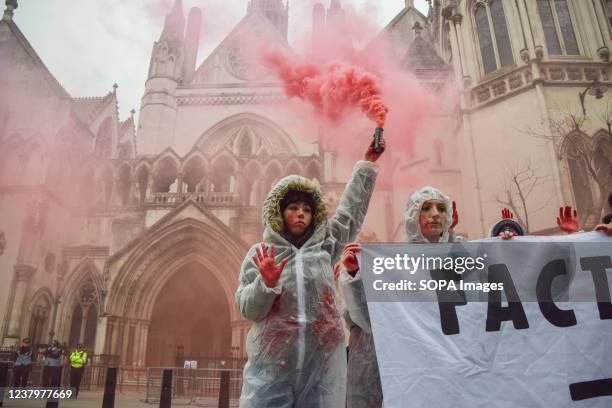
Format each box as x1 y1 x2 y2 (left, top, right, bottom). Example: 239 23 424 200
236 160 379 408
340 186 459 407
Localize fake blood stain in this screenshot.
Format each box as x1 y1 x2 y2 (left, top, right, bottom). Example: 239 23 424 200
262 292 299 355
312 287 343 353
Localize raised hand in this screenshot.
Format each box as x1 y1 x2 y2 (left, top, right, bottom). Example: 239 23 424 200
595 223 612 236
556 206 580 234
252 243 288 288
341 243 361 273
501 208 513 220
364 137 386 162
498 229 516 240
449 201 459 231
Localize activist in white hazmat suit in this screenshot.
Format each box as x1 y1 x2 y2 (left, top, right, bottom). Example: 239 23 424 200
236 143 383 407
340 186 460 407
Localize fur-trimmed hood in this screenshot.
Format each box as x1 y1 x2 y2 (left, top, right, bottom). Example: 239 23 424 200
262 175 328 237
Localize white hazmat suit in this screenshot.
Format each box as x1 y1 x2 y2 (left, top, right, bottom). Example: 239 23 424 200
340 186 459 407
236 160 378 407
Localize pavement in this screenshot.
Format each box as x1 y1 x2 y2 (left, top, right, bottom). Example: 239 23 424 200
0 391 239 408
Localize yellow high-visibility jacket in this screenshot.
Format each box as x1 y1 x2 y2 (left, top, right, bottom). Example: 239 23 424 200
70 350 87 368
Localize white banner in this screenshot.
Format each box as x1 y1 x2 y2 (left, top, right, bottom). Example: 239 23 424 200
361 232 612 408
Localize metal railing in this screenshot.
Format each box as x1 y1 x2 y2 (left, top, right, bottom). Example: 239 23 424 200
144 367 242 404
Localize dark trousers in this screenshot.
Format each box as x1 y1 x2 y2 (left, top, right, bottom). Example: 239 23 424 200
13 365 31 387
69 367 83 396
42 366 61 387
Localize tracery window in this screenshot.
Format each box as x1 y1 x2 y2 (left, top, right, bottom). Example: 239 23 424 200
69 282 98 348
474 0 514 75
566 142 593 220
536 0 579 55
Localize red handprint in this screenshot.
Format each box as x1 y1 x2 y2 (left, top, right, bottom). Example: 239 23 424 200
556 206 580 234
501 208 514 220
252 243 288 288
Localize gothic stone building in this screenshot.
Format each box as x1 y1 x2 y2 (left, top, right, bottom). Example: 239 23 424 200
0 0 610 367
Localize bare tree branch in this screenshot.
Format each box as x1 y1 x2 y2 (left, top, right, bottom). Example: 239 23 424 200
520 103 610 226
495 159 552 233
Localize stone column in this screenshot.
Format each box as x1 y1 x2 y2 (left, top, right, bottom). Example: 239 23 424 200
120 319 130 365
515 0 536 56
131 179 140 206
231 320 249 358
104 317 115 354
78 304 88 344
4 265 36 345
128 321 137 366
48 296 60 342
137 320 150 367
111 319 122 357
94 314 107 355
146 174 154 201
448 14 468 79
177 172 185 201
589 0 611 60
446 19 464 83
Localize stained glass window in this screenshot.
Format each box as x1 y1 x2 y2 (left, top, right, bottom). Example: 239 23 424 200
474 1 514 74
475 4 497 74
490 0 514 67
537 0 579 55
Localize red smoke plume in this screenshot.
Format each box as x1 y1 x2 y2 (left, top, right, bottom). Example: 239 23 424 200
264 51 389 128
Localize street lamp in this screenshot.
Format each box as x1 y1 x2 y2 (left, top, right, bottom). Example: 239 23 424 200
579 80 608 116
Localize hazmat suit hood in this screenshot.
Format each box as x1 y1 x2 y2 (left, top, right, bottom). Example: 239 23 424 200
262 175 329 246
404 186 454 243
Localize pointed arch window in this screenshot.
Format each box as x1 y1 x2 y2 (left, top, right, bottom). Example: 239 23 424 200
69 282 98 348
594 137 612 199
566 142 593 220
474 0 514 75
28 303 50 345
537 0 579 55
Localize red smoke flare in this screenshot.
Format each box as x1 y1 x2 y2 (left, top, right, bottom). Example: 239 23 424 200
264 51 389 128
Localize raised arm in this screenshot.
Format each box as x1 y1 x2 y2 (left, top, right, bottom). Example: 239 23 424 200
326 138 384 263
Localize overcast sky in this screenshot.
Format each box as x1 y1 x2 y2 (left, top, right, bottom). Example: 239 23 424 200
12 0 429 121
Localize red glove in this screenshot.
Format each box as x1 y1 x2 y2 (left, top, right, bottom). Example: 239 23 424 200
449 201 459 232
501 208 513 220
252 243 288 288
364 137 386 162
341 243 361 276
556 206 580 234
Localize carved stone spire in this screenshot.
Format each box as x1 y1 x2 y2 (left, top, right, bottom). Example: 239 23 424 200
3 0 17 21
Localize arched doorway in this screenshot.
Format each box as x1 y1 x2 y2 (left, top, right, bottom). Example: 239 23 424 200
146 260 231 367
104 207 248 367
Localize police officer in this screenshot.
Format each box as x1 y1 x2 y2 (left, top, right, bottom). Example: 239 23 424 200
69 343 87 397
13 337 34 387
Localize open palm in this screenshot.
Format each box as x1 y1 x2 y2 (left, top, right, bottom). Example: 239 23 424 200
252 243 288 288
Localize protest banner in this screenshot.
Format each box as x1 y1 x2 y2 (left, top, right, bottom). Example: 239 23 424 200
360 233 612 407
